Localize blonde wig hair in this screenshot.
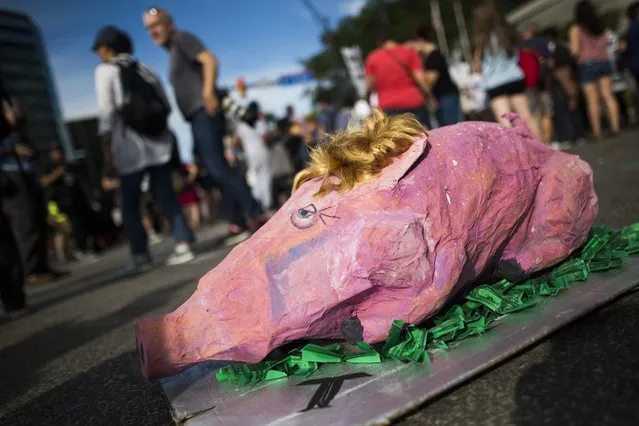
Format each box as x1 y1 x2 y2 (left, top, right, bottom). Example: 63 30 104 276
292 109 426 197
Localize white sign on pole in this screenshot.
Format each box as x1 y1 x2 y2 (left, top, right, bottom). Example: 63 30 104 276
340 46 367 99
430 0 449 58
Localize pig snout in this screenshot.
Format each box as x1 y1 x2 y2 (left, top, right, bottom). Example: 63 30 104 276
135 266 276 380
136 314 177 380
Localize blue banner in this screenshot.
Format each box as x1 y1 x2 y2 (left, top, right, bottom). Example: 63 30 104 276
241 70 315 89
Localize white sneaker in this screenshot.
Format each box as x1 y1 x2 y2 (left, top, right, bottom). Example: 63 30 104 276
75 251 98 263
224 231 251 247
560 141 572 150
149 234 163 245
166 245 195 266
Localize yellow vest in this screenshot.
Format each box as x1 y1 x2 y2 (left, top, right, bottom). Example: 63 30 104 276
48 201 68 224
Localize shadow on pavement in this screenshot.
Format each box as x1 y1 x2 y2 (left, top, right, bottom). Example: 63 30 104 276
0 350 172 426
27 267 132 308
28 258 186 313
192 234 231 255
0 277 193 422
512 295 639 425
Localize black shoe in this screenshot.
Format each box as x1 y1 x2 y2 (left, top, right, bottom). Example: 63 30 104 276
6 307 28 319
49 268 70 279
3 304 28 320
27 268 70 285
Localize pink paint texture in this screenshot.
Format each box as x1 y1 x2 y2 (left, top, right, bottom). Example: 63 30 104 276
135 115 598 379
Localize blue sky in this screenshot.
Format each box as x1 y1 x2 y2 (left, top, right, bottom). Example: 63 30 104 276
3 0 366 146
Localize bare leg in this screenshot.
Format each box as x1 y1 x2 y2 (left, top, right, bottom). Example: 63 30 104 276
598 76 620 134
510 94 543 141
181 206 190 229
199 196 210 224
53 232 65 263
490 96 513 127
142 214 155 236
189 204 201 229
542 114 553 144
539 92 554 145
582 82 601 138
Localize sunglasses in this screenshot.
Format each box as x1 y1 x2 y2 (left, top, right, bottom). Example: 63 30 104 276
144 7 172 30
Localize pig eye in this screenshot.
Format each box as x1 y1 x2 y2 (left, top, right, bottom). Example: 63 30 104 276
297 204 317 217
291 204 318 229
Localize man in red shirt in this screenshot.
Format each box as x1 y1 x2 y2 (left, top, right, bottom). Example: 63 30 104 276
365 28 430 126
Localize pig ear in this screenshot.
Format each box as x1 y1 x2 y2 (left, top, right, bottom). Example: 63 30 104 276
376 135 430 190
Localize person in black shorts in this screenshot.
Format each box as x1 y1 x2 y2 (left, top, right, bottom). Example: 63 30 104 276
472 2 542 140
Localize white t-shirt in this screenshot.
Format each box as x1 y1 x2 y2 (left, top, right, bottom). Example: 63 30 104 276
94 54 173 175
235 121 270 169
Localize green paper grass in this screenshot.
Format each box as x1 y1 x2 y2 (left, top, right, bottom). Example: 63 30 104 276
215 223 639 386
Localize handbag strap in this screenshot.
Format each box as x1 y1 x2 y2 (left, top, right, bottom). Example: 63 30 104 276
382 47 429 99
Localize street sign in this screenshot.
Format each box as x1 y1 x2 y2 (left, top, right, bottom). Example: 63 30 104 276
276 70 315 86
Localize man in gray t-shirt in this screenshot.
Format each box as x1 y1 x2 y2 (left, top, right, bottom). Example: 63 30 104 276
168 31 209 120
143 7 267 235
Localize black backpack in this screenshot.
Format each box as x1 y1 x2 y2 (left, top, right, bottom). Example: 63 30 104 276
117 61 169 138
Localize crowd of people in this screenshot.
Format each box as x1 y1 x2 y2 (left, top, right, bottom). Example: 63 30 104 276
2 0 639 317
365 0 639 150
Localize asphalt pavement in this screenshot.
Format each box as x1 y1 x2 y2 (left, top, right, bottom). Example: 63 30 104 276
1 131 639 426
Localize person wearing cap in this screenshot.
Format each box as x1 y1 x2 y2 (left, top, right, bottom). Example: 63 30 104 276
92 25 195 270
142 7 268 238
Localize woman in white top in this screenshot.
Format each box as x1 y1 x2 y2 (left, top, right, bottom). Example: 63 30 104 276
235 102 273 210
472 2 542 140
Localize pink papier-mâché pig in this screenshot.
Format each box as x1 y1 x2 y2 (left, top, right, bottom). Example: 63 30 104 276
136 111 598 380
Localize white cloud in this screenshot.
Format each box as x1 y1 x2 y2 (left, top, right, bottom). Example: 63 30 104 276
340 0 367 16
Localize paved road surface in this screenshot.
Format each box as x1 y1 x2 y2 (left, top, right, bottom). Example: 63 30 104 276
1 132 638 425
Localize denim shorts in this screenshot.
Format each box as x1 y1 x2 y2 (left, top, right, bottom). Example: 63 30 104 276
578 60 613 85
